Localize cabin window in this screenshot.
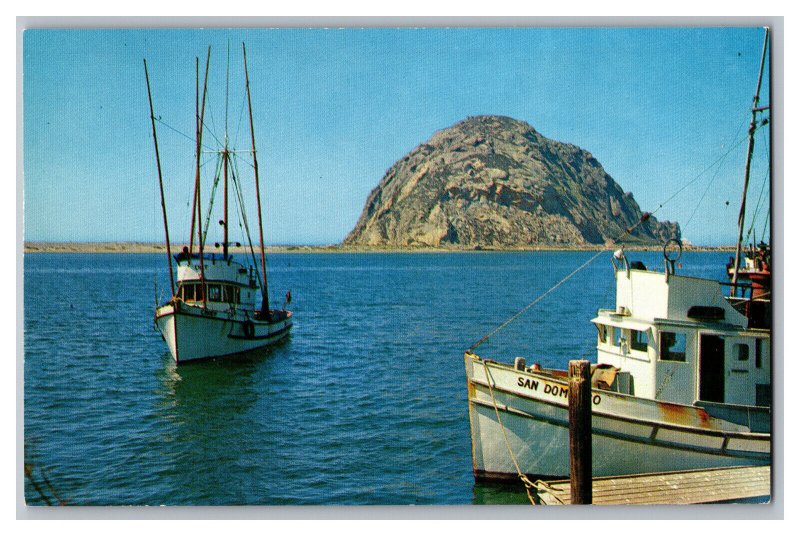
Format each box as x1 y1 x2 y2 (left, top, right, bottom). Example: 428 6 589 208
660 331 686 362
182 283 197 301
630 329 648 352
223 285 241 304
208 285 222 302
755 339 763 368
614 328 625 347
596 324 607 344
736 343 749 362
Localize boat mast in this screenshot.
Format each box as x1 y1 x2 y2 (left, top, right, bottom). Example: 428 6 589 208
243 42 270 312
223 42 230 260
143 59 175 296
188 58 199 256
732 27 770 294
195 47 212 306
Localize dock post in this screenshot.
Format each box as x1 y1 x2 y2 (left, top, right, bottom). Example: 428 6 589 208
568 360 592 504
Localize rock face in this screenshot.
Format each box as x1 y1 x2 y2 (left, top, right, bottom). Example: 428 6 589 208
344 116 679 248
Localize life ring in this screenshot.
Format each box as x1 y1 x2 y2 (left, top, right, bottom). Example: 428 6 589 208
242 320 255 339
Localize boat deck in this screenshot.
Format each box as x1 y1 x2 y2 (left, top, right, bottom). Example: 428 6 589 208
535 465 770 505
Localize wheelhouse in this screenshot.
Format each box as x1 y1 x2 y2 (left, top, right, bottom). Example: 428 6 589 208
591 258 770 409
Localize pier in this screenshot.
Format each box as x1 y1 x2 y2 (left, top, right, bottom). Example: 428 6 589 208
534 360 772 505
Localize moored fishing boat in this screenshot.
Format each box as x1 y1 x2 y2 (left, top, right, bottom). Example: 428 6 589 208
465 29 772 482
465 245 771 480
145 44 292 364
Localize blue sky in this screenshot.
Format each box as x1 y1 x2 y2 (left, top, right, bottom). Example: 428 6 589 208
23 27 772 246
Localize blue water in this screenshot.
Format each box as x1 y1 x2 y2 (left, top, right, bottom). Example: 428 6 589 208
23 251 731 505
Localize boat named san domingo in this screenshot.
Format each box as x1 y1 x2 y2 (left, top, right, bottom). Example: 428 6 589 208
465 248 770 480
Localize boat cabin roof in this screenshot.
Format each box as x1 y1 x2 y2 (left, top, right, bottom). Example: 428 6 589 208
595 267 750 331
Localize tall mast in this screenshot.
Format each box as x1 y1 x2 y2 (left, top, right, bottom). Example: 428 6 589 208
195 47 211 306
732 27 770 294
223 150 229 259
189 58 199 256
143 59 175 296
243 42 270 312
223 42 230 260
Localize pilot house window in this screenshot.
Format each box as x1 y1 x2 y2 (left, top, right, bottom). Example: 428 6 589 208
630 329 649 352
660 331 686 362
179 283 240 304
208 285 222 302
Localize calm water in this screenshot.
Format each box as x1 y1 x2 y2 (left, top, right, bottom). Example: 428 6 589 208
23 251 731 505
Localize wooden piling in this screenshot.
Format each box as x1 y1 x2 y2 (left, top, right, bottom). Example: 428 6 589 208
568 359 592 504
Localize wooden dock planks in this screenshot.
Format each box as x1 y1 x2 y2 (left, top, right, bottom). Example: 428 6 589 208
535 465 771 505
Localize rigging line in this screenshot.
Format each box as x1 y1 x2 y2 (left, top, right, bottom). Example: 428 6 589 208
230 155 264 292
153 117 219 154
746 126 772 243
232 153 270 270
649 130 751 217
468 251 605 352
760 208 770 243
234 91 247 152
467 215 650 353
202 156 224 244
201 117 224 149
199 153 217 169
153 117 195 144
745 167 770 245
682 149 728 231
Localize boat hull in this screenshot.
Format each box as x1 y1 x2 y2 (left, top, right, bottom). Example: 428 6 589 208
465 354 770 481
155 302 292 364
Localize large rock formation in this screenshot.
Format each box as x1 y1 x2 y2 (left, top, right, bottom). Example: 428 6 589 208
344 115 679 248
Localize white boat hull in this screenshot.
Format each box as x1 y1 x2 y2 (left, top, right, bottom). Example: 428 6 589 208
155 302 292 363
465 354 770 480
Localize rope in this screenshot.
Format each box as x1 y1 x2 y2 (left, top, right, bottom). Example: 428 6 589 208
746 127 772 245
481 361 538 505
201 155 224 244
683 150 727 232
649 131 750 218
532 479 566 505
230 154 265 296
468 251 606 352
468 213 651 352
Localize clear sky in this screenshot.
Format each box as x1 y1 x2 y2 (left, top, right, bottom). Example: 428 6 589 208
23 27 772 246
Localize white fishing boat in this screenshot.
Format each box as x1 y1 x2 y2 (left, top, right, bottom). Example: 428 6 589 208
465 30 772 482
465 246 771 480
145 44 292 364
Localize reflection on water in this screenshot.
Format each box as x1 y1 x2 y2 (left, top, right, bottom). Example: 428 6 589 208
152 346 288 505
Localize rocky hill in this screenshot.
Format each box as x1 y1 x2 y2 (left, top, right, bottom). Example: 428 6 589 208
344 115 679 248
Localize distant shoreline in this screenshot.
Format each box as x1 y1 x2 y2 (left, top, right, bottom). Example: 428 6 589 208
23 241 738 254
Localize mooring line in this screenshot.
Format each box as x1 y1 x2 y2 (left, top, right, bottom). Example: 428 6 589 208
481 361 538 506
468 213 653 352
